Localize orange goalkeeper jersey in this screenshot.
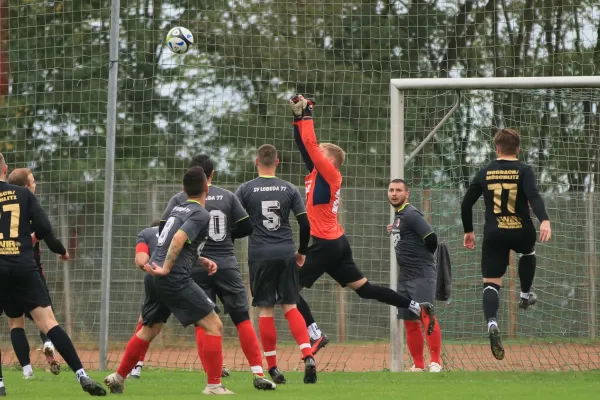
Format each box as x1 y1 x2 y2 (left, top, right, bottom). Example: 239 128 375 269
293 119 344 240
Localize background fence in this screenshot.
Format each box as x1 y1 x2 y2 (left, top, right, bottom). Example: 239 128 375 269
0 0 599 372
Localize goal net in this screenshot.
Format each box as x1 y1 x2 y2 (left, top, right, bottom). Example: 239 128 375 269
394 81 600 371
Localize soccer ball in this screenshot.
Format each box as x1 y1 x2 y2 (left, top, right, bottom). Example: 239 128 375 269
166 27 194 54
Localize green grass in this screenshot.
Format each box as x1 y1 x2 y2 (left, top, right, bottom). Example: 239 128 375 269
3 370 600 399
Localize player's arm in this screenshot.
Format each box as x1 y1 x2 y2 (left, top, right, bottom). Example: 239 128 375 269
291 186 310 254
135 231 151 269
159 194 180 234
522 165 551 242
291 96 341 185
40 231 67 256
406 211 438 253
28 190 53 240
230 194 253 239
293 124 315 172
460 171 484 234
157 230 188 274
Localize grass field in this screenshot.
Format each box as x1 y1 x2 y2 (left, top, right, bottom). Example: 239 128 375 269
2 370 600 399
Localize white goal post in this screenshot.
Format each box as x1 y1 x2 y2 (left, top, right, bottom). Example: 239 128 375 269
388 76 600 372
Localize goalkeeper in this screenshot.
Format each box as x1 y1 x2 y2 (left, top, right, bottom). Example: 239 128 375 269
291 95 436 356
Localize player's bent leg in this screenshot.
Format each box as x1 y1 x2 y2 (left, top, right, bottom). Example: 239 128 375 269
128 316 146 379
8 317 33 379
404 321 425 370
297 294 329 355
29 306 106 396
281 304 317 384
257 307 283 381
196 312 234 395
518 252 538 310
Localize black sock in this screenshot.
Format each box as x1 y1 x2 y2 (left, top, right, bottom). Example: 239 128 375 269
518 254 536 294
46 325 84 374
11 328 31 367
297 295 316 327
355 282 412 309
0 349 3 381
483 283 501 322
40 330 49 344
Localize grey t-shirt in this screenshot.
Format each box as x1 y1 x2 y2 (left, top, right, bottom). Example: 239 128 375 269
391 203 436 281
235 176 306 261
136 226 159 257
151 200 210 285
160 187 248 269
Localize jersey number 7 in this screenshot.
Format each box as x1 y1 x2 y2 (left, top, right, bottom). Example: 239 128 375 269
488 183 517 214
0 204 20 239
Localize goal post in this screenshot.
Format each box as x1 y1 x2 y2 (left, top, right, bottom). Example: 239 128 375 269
389 76 600 372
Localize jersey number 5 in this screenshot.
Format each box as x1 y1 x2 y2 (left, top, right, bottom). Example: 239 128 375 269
488 183 517 214
0 204 20 239
261 200 281 231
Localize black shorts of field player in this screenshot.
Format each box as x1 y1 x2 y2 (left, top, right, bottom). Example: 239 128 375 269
249 257 299 307
481 225 536 279
298 235 365 289
141 272 215 328
191 265 249 314
397 278 436 320
0 265 51 319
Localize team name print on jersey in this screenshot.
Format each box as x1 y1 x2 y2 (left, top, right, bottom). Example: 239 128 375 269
253 186 288 193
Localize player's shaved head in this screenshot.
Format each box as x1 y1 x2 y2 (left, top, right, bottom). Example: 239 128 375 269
190 154 214 178
320 143 345 168
257 144 279 167
8 168 31 187
494 128 520 156
183 167 208 197
390 178 408 190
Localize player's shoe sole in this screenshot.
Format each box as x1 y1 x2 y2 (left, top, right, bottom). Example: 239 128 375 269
268 367 286 384
428 362 442 372
488 325 505 360
221 366 230 378
310 334 329 356
44 346 61 376
519 292 538 310
103 373 124 394
81 376 107 396
202 385 235 395
419 302 436 335
303 356 317 384
253 375 276 390
23 372 34 379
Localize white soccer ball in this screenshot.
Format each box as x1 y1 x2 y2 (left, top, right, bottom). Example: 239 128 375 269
166 27 194 54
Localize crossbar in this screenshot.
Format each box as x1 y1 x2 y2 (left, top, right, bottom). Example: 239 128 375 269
391 76 600 90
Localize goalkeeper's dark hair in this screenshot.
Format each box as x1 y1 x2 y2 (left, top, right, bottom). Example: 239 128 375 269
183 167 208 197
189 154 214 178
493 128 520 155
389 178 408 190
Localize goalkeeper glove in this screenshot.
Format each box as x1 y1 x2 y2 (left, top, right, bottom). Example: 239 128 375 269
290 94 315 122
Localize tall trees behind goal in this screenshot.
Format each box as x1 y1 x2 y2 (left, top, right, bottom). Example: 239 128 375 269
0 0 598 372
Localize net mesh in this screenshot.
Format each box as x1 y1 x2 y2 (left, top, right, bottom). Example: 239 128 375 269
0 0 598 373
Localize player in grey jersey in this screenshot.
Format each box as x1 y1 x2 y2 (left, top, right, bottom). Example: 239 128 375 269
235 144 316 385
159 155 275 391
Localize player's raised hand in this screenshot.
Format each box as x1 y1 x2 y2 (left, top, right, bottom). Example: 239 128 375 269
464 232 476 250
144 262 170 276
296 252 306 267
539 220 551 243
290 94 315 121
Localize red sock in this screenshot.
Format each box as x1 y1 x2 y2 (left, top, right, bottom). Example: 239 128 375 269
236 320 264 376
117 334 151 378
258 316 277 369
134 323 149 363
425 316 442 364
195 326 208 371
284 308 312 359
203 334 223 385
404 321 425 369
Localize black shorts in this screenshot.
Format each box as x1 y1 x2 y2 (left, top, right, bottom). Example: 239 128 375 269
397 278 436 320
298 235 365 289
141 273 216 328
249 257 299 307
191 266 249 314
481 226 536 279
0 265 52 319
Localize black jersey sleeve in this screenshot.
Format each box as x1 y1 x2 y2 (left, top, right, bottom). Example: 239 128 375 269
461 170 484 233
43 231 67 256
29 190 53 240
521 165 550 222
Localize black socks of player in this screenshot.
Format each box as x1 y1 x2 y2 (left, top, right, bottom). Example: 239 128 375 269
483 283 501 322
46 325 84 373
10 328 31 367
518 254 536 294
297 295 316 326
355 282 411 309
40 330 50 344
